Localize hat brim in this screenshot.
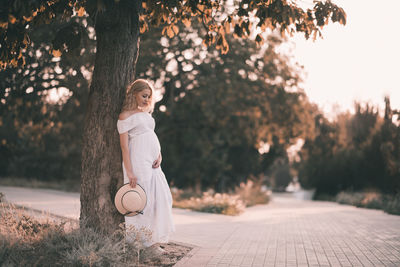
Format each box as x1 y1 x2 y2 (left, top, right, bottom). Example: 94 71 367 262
114 183 147 217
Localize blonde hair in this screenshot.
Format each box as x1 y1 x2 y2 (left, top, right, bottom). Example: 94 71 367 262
121 79 154 113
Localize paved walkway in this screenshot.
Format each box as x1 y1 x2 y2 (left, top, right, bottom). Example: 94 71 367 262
1 186 400 266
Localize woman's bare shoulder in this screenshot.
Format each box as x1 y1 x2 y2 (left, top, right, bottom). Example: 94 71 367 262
119 110 142 120
119 111 133 120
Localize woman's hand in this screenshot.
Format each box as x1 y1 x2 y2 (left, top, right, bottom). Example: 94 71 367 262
152 154 162 168
127 171 137 188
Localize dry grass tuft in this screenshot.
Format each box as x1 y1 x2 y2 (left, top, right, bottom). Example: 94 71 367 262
172 179 271 216
173 191 246 216
234 179 271 207
0 194 191 266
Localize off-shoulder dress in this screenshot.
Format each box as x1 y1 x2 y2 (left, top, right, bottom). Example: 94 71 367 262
117 112 175 246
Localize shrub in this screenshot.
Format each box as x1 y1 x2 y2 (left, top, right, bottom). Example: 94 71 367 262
173 192 246 216
336 190 385 209
360 191 384 209
383 194 400 215
172 179 271 215
335 191 365 206
334 190 400 216
171 187 201 202
233 180 271 207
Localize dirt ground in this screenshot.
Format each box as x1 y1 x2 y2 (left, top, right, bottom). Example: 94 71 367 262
140 242 193 266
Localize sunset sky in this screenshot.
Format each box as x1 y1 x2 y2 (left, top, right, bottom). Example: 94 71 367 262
291 0 400 115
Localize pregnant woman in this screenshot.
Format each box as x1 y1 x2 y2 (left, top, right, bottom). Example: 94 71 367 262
117 79 175 253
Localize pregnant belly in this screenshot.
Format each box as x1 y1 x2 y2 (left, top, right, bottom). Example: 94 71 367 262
130 132 161 162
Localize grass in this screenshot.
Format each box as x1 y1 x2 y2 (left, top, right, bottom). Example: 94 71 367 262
0 193 191 266
333 190 400 215
0 177 80 192
0 202 138 266
172 179 271 216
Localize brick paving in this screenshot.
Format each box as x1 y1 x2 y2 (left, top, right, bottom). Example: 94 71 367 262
1 186 399 266
175 195 400 267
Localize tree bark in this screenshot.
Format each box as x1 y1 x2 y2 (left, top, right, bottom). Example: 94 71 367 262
80 1 141 234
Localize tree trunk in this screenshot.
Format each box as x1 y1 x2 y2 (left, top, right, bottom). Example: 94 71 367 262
80 1 141 234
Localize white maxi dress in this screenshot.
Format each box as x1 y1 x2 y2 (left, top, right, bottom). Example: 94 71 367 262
117 112 175 246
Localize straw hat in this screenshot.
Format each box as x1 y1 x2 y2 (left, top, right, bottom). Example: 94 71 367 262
114 183 147 216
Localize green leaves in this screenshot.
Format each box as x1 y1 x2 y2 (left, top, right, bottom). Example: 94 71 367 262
1 0 346 69
0 16 94 181
139 0 347 56
135 20 315 190
0 0 77 69
297 99 400 195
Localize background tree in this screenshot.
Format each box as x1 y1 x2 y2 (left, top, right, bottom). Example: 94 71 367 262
1 0 346 233
135 20 317 192
297 98 400 197
0 17 94 180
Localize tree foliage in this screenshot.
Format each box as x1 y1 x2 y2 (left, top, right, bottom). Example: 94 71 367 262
136 21 316 191
1 17 317 192
1 0 346 68
0 16 94 179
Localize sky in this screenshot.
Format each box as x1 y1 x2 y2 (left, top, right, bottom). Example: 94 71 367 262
290 0 400 116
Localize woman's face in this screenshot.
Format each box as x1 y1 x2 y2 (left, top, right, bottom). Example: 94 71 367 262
135 88 151 108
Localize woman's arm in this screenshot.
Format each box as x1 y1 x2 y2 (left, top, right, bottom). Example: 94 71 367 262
119 132 137 187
